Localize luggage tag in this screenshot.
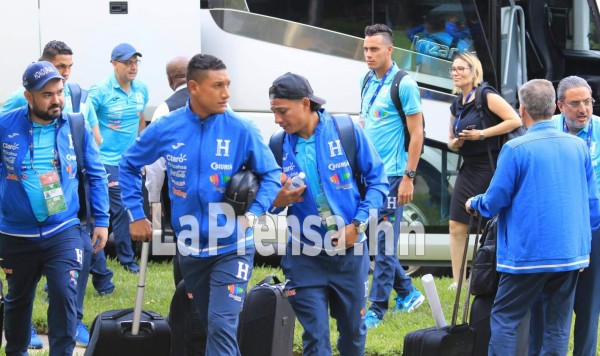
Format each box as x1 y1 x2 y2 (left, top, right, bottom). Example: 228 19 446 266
40 170 67 215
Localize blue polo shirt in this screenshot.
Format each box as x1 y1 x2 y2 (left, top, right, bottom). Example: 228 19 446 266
360 63 422 177
0 85 99 128
551 113 600 182
88 74 149 165
295 129 322 205
21 119 59 222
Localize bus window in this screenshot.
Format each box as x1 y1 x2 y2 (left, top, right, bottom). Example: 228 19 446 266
414 139 460 230
246 0 478 91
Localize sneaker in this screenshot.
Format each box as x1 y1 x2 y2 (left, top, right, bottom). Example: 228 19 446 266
123 262 140 274
394 287 425 313
364 310 382 329
97 285 115 297
29 326 44 349
75 321 90 347
448 282 458 291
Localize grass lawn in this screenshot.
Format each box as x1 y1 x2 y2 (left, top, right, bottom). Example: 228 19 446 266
0 257 587 355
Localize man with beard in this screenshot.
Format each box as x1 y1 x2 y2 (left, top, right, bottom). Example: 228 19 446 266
0 61 109 355
88 43 149 273
1 39 113 349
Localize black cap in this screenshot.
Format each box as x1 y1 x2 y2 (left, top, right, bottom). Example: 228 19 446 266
269 72 326 105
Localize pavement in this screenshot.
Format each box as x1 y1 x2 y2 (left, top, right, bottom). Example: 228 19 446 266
2 334 87 355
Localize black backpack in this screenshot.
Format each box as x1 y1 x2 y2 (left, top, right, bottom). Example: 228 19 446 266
68 83 88 113
67 113 93 234
475 82 527 150
268 114 365 198
361 70 425 153
470 216 499 296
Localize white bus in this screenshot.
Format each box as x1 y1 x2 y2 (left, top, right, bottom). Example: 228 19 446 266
3 0 600 273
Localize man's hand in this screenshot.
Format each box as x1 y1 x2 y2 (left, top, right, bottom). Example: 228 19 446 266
465 198 477 216
130 218 152 241
331 224 360 249
397 178 414 206
91 226 109 253
273 179 306 207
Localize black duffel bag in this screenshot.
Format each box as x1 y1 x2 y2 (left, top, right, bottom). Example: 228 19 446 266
470 216 499 296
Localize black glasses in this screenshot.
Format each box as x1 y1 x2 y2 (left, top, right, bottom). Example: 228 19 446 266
562 98 595 108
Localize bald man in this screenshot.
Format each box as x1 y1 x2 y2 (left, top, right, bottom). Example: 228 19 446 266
151 56 190 122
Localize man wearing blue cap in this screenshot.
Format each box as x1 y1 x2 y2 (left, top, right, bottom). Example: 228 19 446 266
0 61 109 355
0 39 114 349
88 43 149 273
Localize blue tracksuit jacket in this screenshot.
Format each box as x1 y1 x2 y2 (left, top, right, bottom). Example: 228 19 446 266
271 109 389 249
471 121 600 273
0 107 109 237
119 103 281 257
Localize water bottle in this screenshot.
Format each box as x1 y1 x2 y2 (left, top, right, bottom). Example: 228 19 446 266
288 172 306 190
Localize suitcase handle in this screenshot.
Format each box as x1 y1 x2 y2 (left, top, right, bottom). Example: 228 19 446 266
105 308 163 321
256 274 282 286
451 215 482 326
118 320 156 336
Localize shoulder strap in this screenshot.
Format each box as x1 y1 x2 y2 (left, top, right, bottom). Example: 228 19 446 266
67 113 93 232
268 130 285 167
360 72 372 98
68 83 81 113
390 70 426 154
331 114 357 174
475 83 499 172
331 114 365 196
80 88 88 105
390 70 410 152
390 70 408 122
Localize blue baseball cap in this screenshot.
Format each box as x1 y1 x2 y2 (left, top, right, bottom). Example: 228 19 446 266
22 61 64 92
110 43 142 62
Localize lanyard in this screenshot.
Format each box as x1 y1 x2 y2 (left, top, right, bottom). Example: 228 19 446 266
28 119 60 174
454 88 476 137
360 65 395 116
563 115 593 149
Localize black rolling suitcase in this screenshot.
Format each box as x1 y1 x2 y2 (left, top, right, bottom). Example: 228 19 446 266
169 279 206 356
86 205 171 356
238 274 295 356
403 216 481 356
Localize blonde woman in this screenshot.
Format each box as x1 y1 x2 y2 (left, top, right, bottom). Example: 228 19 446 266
447 52 522 289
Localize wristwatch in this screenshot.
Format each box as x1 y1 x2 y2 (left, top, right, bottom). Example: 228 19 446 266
404 170 417 179
352 219 367 234
479 131 485 140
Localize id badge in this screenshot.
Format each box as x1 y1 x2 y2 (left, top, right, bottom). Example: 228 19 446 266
358 114 366 128
40 171 67 215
